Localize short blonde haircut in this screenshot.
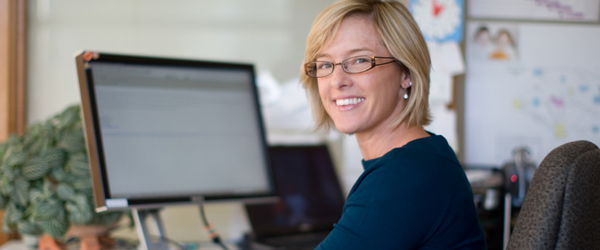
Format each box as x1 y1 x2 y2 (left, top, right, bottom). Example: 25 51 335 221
301 0 431 131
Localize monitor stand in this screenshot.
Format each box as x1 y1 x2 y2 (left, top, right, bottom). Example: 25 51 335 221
133 208 170 250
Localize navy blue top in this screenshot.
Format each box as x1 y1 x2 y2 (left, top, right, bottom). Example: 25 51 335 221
316 134 486 250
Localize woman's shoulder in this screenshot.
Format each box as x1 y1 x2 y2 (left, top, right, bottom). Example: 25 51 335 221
364 135 461 172
357 135 469 196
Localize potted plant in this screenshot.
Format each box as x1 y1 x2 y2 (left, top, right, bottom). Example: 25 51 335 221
0 105 124 246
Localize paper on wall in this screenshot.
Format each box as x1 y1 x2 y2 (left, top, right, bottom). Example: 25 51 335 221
429 71 453 105
425 104 458 152
427 42 465 75
256 71 327 144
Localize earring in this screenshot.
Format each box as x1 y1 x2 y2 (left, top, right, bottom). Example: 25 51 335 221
409 81 412 86
403 89 408 99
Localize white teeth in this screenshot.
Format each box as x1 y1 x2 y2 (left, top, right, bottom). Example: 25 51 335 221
336 98 365 106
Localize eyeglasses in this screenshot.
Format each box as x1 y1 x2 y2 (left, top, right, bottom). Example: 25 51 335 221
304 56 397 78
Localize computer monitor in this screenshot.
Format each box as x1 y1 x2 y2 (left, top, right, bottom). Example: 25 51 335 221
75 51 275 249
245 145 344 238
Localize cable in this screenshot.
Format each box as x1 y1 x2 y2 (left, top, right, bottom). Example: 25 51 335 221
159 236 189 250
199 205 230 250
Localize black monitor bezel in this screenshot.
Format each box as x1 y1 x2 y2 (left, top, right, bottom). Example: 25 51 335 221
75 51 276 211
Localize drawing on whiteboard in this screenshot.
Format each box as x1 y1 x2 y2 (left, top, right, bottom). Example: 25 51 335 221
489 29 517 61
469 23 519 61
511 65 600 139
465 22 600 166
472 26 494 60
468 0 600 22
531 0 588 20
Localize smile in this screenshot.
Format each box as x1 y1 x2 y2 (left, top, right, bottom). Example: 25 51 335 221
336 98 365 106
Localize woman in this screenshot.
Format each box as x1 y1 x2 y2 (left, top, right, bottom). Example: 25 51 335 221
300 0 486 249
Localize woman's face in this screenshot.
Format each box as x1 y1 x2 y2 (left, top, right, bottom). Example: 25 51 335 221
316 15 410 135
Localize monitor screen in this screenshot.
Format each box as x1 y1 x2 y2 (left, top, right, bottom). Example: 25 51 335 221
245 145 345 236
75 52 275 211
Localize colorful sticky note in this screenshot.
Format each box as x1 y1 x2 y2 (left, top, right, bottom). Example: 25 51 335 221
555 123 567 138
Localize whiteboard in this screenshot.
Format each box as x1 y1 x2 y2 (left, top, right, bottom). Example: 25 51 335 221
464 22 600 166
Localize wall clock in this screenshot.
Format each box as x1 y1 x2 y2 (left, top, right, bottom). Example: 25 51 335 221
410 0 463 42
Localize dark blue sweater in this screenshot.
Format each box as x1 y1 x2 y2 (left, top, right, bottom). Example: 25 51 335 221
316 135 486 250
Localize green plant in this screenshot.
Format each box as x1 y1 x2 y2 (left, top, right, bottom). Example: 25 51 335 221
0 105 124 239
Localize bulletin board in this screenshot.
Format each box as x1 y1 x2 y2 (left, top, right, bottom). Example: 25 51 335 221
463 21 600 165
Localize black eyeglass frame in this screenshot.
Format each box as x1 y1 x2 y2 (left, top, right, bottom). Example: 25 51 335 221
304 56 398 78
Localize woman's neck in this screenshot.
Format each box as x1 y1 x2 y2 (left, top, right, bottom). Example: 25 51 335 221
356 123 430 161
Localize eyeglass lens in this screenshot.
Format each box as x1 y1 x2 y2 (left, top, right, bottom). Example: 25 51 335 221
307 56 374 77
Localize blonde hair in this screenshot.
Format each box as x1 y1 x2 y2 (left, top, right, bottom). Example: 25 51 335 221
301 0 431 131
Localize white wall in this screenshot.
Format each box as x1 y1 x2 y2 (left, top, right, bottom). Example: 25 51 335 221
27 0 336 243
27 0 335 124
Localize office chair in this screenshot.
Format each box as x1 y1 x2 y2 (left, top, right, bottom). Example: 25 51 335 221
506 140 600 250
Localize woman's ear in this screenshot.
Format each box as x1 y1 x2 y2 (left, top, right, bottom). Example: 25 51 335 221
400 72 412 89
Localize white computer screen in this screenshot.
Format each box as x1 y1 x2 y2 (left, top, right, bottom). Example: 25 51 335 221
88 61 271 200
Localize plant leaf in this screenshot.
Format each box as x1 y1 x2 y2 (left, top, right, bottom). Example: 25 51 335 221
22 158 50 180
2 211 15 233
1 221 10 233
72 178 93 193
42 149 66 169
29 189 45 204
42 120 56 144
0 176 14 195
73 194 88 208
13 177 30 206
65 201 92 225
96 211 123 227
27 136 52 157
68 194 94 224
0 144 6 164
59 106 80 129
50 166 66 182
0 164 15 181
33 199 61 220
66 153 89 177
42 178 54 198
17 220 43 236
6 202 23 223
5 152 28 166
56 183 76 201
40 217 69 239
57 129 84 153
